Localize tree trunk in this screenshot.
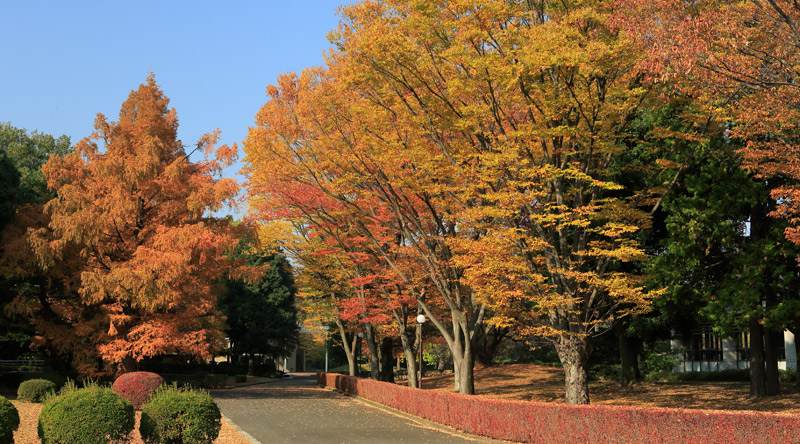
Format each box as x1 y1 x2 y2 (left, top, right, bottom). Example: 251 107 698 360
403 345 418 388
120 355 137 374
393 308 417 388
618 324 641 386
449 320 476 394
475 326 509 366
334 315 358 377
379 337 395 383
454 346 475 394
749 316 767 398
764 282 780 396
437 347 446 371
364 323 380 380
764 326 780 396
414 297 482 394
555 335 590 404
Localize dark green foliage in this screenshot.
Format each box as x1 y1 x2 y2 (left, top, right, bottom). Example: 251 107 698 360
234 374 247 383
221 248 298 359
140 385 221 444
211 361 247 376
0 123 72 366
17 379 56 402
0 151 20 230
0 122 71 204
0 372 67 390
0 396 19 444
650 130 800 335
639 342 681 376
645 369 751 383
37 386 134 444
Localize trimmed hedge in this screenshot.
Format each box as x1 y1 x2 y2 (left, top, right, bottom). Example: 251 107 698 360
140 385 221 444
0 396 19 444
38 386 134 444
318 373 800 444
113 371 165 409
17 379 57 402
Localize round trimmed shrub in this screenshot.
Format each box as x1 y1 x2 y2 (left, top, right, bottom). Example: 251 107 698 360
38 386 134 444
0 396 19 444
112 371 165 409
18 378 57 402
140 385 221 444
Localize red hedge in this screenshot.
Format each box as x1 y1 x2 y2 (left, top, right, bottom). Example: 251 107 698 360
113 371 165 409
317 373 800 443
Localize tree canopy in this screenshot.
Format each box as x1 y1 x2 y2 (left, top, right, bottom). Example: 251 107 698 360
28 74 243 374
221 247 299 360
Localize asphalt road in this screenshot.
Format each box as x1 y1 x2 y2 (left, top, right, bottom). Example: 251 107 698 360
211 373 506 444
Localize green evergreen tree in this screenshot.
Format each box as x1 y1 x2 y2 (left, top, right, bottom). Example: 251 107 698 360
221 249 299 365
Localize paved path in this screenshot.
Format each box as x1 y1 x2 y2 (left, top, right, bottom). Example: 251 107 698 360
211 373 506 444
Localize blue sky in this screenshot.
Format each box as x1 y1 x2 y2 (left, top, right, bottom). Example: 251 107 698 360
0 1 345 215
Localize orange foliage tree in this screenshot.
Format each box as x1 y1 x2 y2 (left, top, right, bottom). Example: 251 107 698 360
246 0 677 403
35 75 242 375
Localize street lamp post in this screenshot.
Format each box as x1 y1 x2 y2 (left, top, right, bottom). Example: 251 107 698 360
323 326 329 373
357 332 364 377
416 314 426 388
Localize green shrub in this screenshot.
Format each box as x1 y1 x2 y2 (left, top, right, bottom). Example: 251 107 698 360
644 370 681 382
112 371 165 409
640 342 681 376
140 385 221 444
38 385 134 444
0 396 19 444
234 374 247 383
17 379 57 402
779 369 796 383
587 363 621 381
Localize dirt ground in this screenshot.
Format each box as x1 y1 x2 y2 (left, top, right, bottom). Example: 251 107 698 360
11 401 251 444
421 363 800 413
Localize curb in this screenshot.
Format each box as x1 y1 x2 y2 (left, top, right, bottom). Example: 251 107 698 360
215 376 287 390
221 414 263 444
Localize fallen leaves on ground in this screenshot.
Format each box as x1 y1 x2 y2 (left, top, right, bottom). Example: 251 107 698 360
421 363 800 413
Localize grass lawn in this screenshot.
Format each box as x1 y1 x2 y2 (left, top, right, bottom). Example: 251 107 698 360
420 363 800 413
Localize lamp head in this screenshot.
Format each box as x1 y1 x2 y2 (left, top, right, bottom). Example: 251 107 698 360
416 314 426 324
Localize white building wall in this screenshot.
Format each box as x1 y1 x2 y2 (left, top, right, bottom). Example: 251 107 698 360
673 329 797 372
784 330 797 371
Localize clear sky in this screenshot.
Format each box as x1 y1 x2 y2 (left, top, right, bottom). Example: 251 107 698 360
0 1 345 215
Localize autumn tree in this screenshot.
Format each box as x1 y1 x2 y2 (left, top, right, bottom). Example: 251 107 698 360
257 221 371 378
36 74 242 374
245 70 466 390
245 0 700 404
